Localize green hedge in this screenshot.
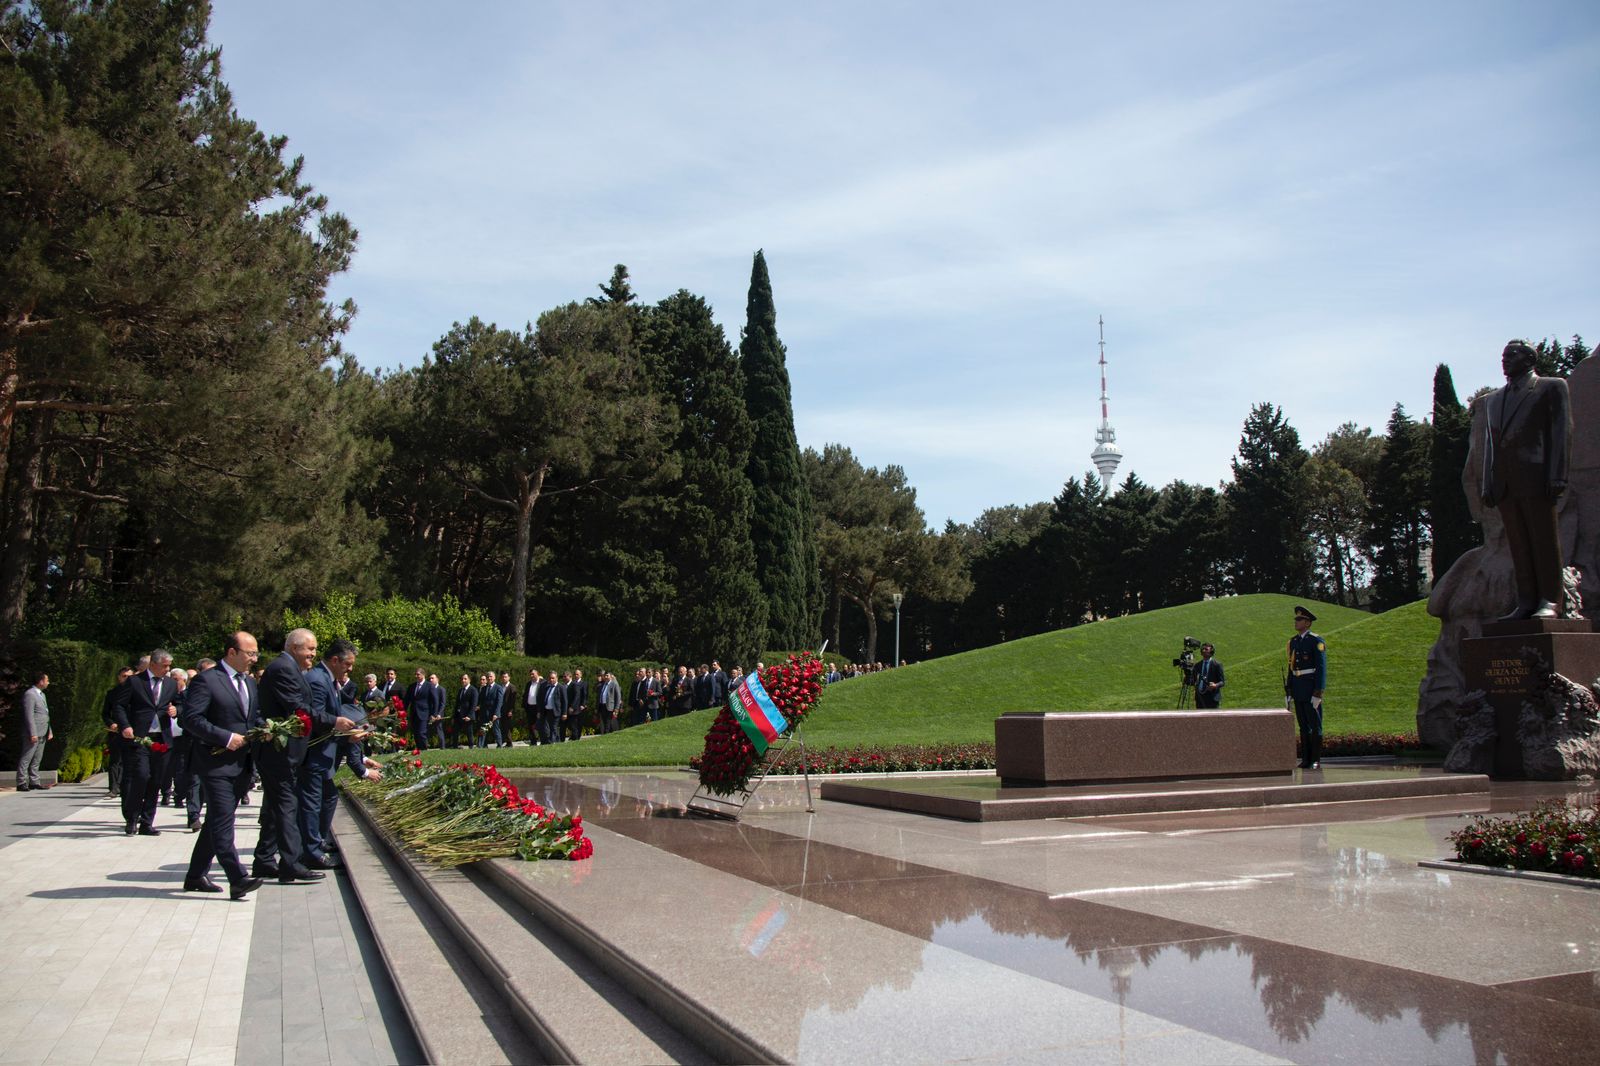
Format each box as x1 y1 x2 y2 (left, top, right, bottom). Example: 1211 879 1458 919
2 639 128 780
285 592 514 657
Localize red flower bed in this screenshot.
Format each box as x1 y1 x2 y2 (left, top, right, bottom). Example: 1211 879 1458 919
1450 798 1597 879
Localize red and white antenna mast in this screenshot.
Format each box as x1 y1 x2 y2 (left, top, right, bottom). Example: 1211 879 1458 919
1089 315 1123 491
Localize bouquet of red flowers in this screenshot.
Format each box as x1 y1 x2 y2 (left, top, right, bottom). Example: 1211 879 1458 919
134 736 171 754
249 709 312 749
696 652 825 797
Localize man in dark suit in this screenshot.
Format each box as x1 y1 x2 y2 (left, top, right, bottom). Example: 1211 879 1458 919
403 668 433 750
1482 338 1573 620
181 632 265 900
253 628 355 884
477 672 504 748
691 665 711 711
297 638 359 870
565 669 588 741
539 667 567 744
452 673 478 748
111 650 180 835
710 661 728 707
100 667 134 797
378 667 401 705
1194 644 1225 709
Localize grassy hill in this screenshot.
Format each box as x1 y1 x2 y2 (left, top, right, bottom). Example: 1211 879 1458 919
425 594 1436 769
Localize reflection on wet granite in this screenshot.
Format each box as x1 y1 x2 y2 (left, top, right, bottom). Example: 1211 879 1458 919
505 772 1600 1063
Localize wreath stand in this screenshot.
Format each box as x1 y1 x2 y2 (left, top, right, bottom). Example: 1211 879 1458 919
686 727 815 820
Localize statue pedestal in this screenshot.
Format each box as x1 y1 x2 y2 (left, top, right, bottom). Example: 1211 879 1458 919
1460 619 1600 777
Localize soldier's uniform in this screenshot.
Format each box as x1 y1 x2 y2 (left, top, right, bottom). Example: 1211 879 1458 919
1285 606 1327 769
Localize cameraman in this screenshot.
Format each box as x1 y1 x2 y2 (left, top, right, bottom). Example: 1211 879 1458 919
1195 643 1225 708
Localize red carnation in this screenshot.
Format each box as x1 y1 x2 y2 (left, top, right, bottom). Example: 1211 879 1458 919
294 709 312 736
151 742 169 754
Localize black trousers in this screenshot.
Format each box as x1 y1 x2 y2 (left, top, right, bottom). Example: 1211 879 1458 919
188 769 251 886
1498 494 1563 609
253 754 302 868
120 738 169 827
1293 695 1323 766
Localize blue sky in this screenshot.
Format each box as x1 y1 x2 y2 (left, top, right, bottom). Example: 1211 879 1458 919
209 1 1598 527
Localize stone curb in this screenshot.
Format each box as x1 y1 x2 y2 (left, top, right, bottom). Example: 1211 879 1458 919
1418 857 1600 890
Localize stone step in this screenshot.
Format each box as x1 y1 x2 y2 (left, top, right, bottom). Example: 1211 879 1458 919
339 799 709 1065
333 805 542 1065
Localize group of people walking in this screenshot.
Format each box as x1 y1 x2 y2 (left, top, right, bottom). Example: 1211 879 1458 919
97 630 382 901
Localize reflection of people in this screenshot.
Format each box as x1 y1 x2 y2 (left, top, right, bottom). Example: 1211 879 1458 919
1194 645 1224 708
1285 606 1326 770
1481 339 1571 619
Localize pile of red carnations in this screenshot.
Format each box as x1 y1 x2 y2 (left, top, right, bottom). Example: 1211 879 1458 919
696 652 825 797
348 760 592 866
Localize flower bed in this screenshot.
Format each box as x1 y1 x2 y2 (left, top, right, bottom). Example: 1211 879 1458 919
691 732 1426 778
346 760 591 866
1448 797 1597 879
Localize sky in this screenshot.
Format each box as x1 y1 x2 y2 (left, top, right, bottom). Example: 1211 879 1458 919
207 1 1599 528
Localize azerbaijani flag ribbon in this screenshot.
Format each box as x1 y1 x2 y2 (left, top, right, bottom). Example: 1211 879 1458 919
728 671 789 755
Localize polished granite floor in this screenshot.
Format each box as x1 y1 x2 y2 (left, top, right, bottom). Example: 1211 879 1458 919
509 768 1599 1064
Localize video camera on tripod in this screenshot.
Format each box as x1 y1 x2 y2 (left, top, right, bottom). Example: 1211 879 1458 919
1172 636 1204 708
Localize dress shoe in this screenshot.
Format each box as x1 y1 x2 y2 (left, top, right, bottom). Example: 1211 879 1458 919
188 820 202 833
125 822 136 836
1532 601 1559 619
15 785 29 792
279 865 326 884
251 862 280 879
35 783 53 790
137 824 161 836
303 854 342 871
183 876 223 894
230 877 264 901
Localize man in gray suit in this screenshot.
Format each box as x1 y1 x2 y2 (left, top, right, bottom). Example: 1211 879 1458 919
15 672 52 791
1482 339 1573 620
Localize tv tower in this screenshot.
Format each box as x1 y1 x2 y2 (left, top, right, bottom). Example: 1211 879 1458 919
1089 315 1123 492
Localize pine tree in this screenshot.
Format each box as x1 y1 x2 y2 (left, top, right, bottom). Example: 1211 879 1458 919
739 251 818 650
1428 365 1476 583
1366 404 1432 610
1224 404 1315 596
642 291 766 666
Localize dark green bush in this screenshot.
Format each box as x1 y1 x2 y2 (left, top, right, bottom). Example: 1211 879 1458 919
2 639 128 775
285 593 513 656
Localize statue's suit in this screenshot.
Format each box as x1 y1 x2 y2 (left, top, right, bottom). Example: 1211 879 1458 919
1482 373 1571 612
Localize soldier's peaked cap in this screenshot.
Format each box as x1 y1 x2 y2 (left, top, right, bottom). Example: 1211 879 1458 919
1294 605 1317 622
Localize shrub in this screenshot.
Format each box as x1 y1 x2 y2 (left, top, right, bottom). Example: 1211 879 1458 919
1450 798 1598 879
1 639 128 775
285 593 514 656
56 746 105 783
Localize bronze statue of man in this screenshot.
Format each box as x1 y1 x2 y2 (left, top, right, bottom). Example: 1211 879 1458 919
1481 339 1571 619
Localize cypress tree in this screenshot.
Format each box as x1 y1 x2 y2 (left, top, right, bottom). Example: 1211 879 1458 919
641 291 766 667
1428 364 1476 583
739 250 818 650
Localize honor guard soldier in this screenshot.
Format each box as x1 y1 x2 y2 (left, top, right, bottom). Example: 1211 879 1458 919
1285 605 1326 769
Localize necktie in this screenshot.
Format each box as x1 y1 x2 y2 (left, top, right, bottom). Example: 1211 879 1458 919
235 672 247 706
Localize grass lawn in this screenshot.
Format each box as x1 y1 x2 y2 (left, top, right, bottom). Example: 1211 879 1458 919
413 593 1437 770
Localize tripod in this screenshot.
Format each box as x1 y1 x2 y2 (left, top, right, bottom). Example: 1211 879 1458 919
1176 674 1194 709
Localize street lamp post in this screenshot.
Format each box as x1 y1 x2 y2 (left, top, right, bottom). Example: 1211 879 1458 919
893 593 903 668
